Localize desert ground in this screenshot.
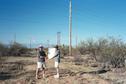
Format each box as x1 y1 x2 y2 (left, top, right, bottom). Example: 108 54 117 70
0 55 126 84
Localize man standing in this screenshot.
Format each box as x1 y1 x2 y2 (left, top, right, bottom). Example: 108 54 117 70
54 45 60 78
36 46 47 79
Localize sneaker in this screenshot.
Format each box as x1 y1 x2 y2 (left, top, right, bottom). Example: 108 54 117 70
43 74 45 78
54 74 59 79
36 76 38 79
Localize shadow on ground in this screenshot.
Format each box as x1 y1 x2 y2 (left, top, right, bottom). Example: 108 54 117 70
77 69 109 76
0 72 12 80
45 68 76 78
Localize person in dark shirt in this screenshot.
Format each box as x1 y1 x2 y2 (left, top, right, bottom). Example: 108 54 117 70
36 46 47 79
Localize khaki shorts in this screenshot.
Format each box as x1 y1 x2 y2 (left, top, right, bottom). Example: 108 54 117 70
37 62 46 69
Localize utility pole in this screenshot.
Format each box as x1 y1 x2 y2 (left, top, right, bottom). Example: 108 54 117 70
57 32 61 46
69 0 72 56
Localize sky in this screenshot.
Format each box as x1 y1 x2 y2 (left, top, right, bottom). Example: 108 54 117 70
0 0 126 47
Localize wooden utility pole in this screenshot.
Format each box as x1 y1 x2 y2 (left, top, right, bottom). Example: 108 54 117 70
69 0 72 56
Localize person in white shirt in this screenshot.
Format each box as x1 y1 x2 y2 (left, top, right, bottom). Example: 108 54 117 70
54 45 60 78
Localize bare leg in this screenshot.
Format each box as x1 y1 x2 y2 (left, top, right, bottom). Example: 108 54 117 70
54 67 59 78
56 67 59 75
36 68 39 79
42 68 45 78
54 62 60 78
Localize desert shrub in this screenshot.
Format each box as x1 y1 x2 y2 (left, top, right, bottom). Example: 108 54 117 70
78 37 126 68
78 41 88 55
78 38 98 60
0 43 9 56
8 42 29 56
60 45 69 56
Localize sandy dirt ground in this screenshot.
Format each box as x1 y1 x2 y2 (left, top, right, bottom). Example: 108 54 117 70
0 56 126 84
